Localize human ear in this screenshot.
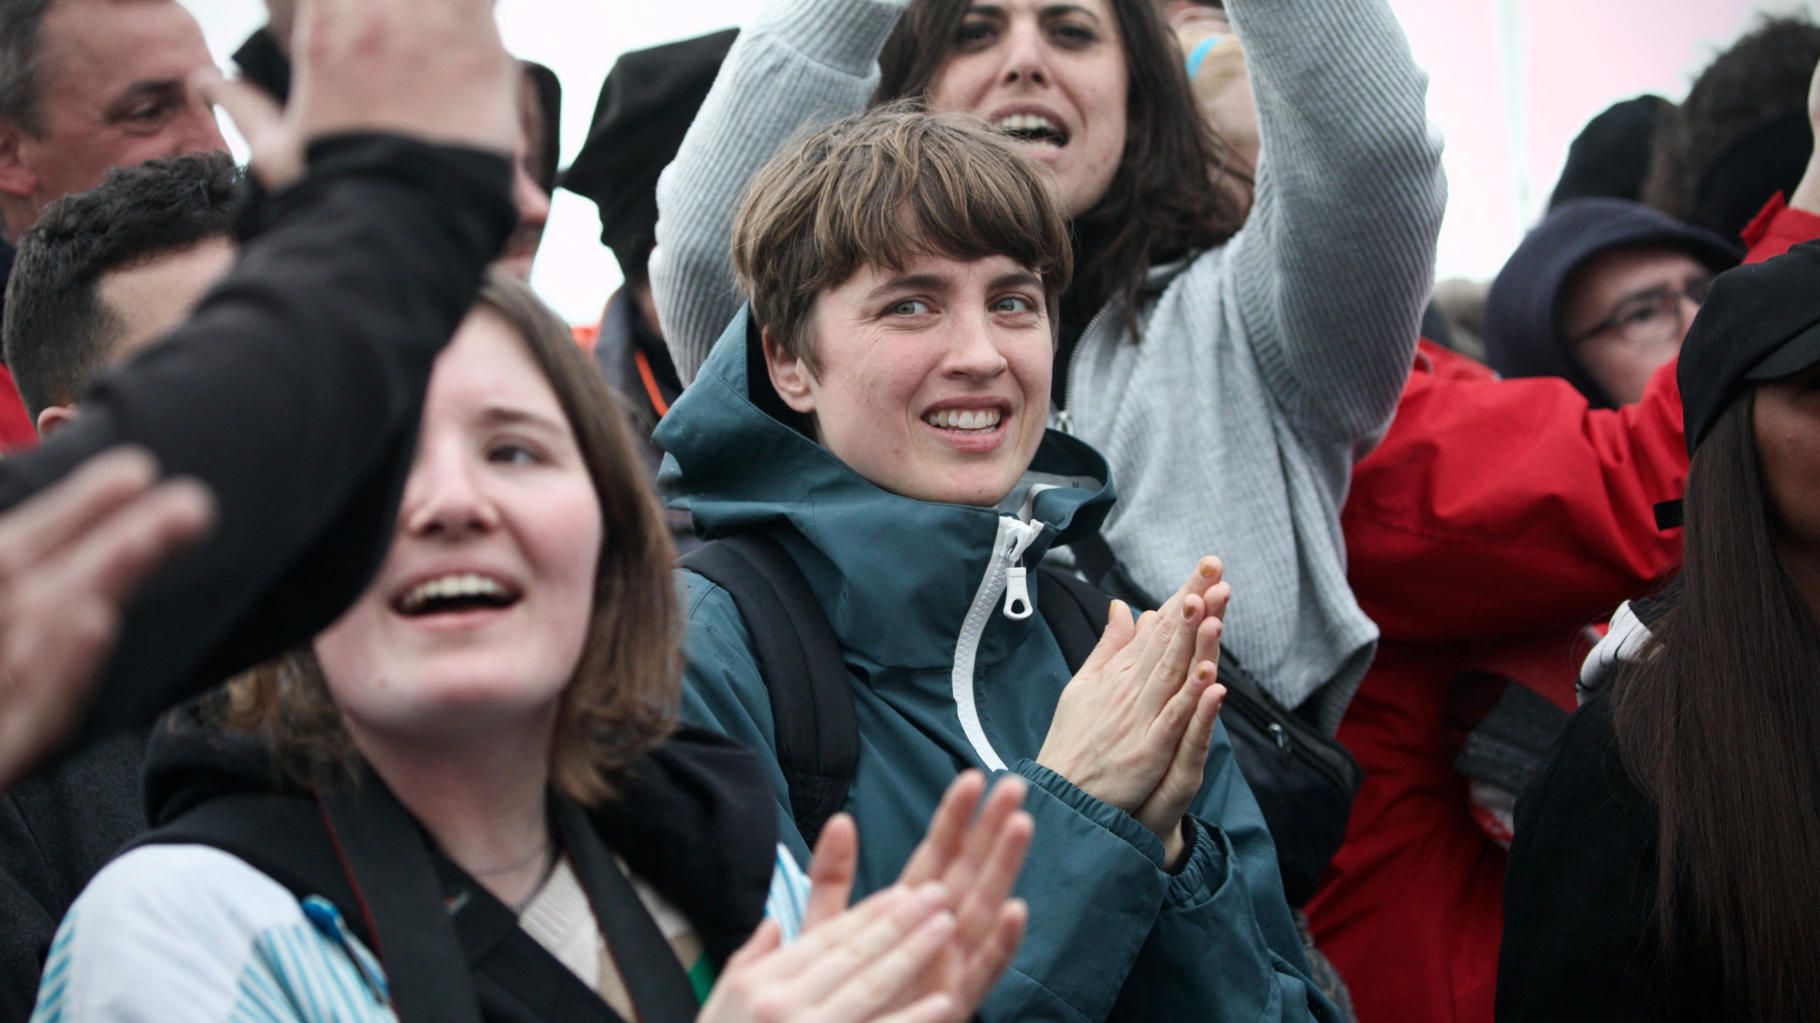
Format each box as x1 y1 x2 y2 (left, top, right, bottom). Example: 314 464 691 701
0 122 37 201
761 325 817 415
35 404 77 437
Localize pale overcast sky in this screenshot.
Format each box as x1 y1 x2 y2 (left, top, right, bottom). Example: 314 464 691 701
180 0 1809 325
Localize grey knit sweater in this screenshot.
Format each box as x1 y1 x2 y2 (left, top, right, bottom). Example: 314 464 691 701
650 0 1446 732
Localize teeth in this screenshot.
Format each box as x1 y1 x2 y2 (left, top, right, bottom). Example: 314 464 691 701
924 408 1004 431
400 573 508 612
993 113 1060 135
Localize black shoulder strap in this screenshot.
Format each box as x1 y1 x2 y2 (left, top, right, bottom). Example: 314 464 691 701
317 779 485 1023
1035 565 1111 670
132 782 485 1023
680 534 857 848
553 798 698 1022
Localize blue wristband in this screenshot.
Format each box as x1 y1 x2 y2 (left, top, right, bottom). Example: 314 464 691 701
1185 35 1221 80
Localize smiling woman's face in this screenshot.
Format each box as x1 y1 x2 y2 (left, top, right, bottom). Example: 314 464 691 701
312 308 602 748
765 252 1054 507
925 0 1128 218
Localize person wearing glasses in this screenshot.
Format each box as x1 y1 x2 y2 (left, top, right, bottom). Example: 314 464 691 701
1484 198 1741 406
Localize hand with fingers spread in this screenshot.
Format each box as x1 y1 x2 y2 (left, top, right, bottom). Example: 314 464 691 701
195 0 519 189
892 772 1034 1014
705 771 1032 1023
0 449 214 792
1036 557 1228 864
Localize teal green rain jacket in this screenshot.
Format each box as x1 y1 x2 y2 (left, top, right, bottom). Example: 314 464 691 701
659 311 1335 1022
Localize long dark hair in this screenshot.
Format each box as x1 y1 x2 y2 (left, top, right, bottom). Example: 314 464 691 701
873 0 1248 330
1610 392 1820 1019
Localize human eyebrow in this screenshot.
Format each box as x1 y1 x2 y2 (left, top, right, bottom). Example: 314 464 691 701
1039 4 1105 24
1609 285 1675 312
476 404 570 439
865 274 954 303
990 270 1045 293
964 2 1007 17
105 80 184 121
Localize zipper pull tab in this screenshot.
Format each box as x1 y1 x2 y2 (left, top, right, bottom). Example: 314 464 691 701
1052 408 1074 435
1004 564 1033 620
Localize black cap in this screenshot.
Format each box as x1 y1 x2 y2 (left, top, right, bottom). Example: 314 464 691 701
1548 95 1672 211
561 29 738 282
1484 198 1742 407
1678 239 1820 455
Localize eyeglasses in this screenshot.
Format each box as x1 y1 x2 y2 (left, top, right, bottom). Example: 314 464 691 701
1567 277 1713 350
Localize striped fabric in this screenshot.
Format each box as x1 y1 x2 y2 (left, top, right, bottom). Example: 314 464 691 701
765 842 812 944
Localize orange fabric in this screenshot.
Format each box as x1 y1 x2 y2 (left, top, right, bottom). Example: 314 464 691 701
633 349 671 419
571 323 600 353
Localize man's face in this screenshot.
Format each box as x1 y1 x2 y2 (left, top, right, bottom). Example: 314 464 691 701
1559 246 1712 405
0 0 226 237
36 236 233 435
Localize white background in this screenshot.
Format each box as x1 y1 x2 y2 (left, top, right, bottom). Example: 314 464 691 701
179 0 1816 326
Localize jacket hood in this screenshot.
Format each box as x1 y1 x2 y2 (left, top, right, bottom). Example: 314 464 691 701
142 702 294 827
656 308 1117 670
1483 199 1742 409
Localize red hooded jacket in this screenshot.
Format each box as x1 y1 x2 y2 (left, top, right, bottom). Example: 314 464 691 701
1306 196 1820 1023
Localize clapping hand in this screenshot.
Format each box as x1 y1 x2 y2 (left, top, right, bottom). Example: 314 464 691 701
702 772 1033 1022
1036 557 1229 869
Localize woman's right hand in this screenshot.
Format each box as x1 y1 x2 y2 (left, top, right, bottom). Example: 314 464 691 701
1035 558 1227 835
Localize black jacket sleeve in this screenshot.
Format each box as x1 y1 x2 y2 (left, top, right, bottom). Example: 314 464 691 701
1497 697 1669 1022
0 134 514 744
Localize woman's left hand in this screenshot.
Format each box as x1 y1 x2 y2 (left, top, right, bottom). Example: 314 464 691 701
800 771 1033 1019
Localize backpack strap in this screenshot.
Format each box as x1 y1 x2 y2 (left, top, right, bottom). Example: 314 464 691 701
680 534 857 848
1035 565 1111 670
317 777 486 1023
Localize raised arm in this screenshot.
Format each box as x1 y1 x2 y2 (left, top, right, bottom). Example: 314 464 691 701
0 0 519 779
1222 0 1445 444
649 0 904 383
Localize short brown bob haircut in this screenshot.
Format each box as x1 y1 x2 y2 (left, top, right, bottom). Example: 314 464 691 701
215 274 681 806
731 103 1073 373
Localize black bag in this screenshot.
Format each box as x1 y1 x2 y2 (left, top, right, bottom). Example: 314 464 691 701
1068 533 1362 907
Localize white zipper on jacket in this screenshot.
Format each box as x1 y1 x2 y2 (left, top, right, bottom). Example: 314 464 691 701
952 514 1046 771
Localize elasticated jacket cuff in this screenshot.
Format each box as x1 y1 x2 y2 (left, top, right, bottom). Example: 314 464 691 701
1015 759 1167 869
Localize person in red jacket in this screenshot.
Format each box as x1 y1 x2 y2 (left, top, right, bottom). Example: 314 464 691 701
1303 157 1820 1023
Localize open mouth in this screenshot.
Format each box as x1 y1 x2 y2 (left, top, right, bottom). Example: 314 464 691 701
392 573 523 617
923 407 1006 432
992 113 1069 148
